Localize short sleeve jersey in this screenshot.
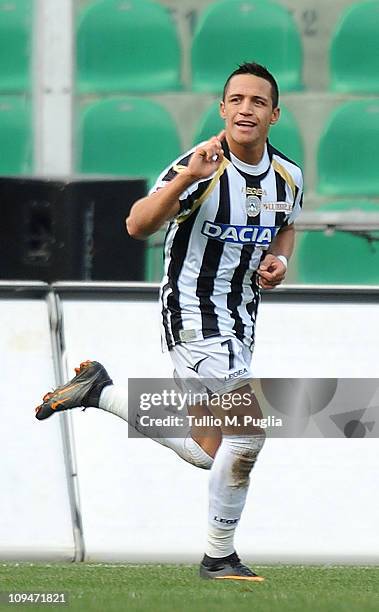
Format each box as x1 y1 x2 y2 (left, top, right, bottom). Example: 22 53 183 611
150 139 303 352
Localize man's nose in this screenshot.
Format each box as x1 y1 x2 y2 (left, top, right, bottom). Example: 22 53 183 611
240 100 254 114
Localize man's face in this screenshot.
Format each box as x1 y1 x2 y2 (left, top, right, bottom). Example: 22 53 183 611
220 74 280 149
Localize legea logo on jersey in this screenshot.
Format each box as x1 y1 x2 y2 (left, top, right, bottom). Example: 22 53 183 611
201 221 279 245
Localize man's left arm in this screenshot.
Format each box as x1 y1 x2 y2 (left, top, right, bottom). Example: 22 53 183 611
257 223 295 289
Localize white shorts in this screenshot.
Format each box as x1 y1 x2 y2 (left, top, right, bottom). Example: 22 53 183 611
169 335 253 398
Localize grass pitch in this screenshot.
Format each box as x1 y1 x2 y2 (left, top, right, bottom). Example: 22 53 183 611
1 564 378 612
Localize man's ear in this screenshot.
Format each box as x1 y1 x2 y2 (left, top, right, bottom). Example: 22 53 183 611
219 100 226 120
270 107 280 126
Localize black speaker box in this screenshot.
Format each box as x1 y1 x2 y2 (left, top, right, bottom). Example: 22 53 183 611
0 176 146 281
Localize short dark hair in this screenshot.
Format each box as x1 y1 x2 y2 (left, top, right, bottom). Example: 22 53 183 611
222 62 279 108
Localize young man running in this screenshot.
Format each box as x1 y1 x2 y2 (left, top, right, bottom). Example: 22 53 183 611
35 62 303 581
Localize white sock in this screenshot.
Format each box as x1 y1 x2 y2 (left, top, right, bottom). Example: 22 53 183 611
206 434 265 558
99 384 129 420
99 385 213 470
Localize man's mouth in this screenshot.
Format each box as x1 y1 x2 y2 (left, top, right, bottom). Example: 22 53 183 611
235 121 257 128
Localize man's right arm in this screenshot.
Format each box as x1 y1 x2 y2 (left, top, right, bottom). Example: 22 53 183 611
126 170 198 240
126 130 226 240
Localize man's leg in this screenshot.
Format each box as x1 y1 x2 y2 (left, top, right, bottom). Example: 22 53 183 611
187 404 222 460
35 360 219 469
35 354 264 580
200 384 266 581
100 382 219 467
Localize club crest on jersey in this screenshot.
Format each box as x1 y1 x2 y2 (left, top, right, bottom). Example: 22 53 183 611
245 195 261 217
201 221 279 245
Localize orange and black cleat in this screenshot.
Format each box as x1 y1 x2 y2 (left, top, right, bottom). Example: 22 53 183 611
199 552 265 582
35 360 112 420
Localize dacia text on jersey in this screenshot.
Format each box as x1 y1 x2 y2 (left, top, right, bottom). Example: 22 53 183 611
201 221 279 245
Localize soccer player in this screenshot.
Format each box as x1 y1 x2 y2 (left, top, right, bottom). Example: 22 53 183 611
35 62 303 581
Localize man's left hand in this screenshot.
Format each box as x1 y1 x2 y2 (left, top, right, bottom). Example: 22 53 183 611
257 254 287 289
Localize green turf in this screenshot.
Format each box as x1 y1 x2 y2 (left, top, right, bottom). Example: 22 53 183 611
0 564 378 612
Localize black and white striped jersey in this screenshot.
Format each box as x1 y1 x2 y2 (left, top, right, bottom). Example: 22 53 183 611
150 139 303 352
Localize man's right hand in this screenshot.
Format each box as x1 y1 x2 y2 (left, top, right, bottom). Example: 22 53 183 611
185 130 226 180
127 130 226 239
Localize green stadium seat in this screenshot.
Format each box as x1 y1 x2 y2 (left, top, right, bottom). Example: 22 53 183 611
317 100 379 196
0 96 33 174
77 0 181 93
192 102 223 144
193 101 304 167
191 0 302 93
297 201 379 285
330 0 379 93
145 227 166 282
77 97 181 282
76 97 181 186
0 0 33 92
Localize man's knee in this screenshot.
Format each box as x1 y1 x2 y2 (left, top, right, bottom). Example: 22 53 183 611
210 384 265 436
192 433 221 461
225 434 266 487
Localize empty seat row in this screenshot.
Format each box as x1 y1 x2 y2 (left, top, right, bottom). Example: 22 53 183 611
1 95 377 285
64 97 379 197
75 0 379 95
77 97 304 185
298 201 379 285
2 0 379 94
2 97 379 200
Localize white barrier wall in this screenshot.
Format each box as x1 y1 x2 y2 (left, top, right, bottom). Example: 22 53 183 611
0 287 74 560
1 284 379 563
